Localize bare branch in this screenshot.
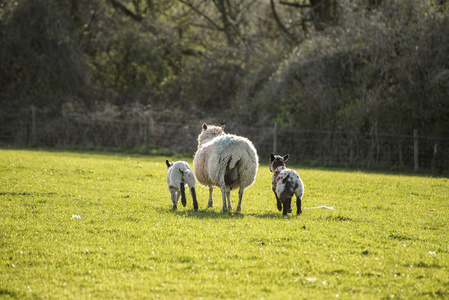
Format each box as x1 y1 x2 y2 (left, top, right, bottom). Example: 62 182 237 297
279 0 311 8
270 0 302 44
178 0 223 31
109 0 142 22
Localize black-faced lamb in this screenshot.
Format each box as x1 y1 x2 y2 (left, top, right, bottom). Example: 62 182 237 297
193 123 259 212
269 153 304 215
166 160 198 211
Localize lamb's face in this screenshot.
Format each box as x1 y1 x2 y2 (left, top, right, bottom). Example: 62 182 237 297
269 154 290 172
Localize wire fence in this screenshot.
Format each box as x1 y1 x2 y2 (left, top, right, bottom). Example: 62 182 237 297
1 109 448 174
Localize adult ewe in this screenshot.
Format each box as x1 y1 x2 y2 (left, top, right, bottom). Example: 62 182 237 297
166 160 198 211
269 154 304 215
193 123 258 212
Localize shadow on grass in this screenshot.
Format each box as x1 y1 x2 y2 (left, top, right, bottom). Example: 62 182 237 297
157 207 245 219
155 207 287 219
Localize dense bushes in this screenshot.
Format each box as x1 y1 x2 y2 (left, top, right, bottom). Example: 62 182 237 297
0 0 89 115
1 0 448 139
248 0 449 137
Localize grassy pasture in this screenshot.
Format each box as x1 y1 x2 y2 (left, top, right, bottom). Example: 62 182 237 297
1 149 448 299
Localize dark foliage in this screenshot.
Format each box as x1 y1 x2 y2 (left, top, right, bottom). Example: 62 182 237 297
1 0 448 144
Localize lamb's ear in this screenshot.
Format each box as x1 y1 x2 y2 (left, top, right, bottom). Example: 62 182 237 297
202 123 208 130
269 154 275 172
221 124 225 130
166 160 172 168
283 154 290 162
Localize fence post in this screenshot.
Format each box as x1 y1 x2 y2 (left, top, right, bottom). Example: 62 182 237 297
432 143 438 172
62 105 67 146
273 122 277 154
414 129 419 172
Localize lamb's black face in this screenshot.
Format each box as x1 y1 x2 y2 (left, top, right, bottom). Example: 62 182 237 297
269 154 290 172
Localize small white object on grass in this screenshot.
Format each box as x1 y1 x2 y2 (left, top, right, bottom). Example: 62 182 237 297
307 206 335 210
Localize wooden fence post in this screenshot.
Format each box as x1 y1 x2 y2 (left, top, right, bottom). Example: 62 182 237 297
432 143 438 172
414 129 419 172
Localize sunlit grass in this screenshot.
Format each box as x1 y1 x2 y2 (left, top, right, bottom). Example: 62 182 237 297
1 149 448 299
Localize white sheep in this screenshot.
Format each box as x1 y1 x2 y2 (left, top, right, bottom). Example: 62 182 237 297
269 153 304 215
166 160 198 211
193 123 259 212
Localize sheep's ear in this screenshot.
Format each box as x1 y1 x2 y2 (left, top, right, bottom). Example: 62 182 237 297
165 160 172 168
283 154 290 162
202 123 208 130
221 124 225 130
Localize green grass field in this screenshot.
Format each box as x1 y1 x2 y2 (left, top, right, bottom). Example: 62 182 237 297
1 149 448 299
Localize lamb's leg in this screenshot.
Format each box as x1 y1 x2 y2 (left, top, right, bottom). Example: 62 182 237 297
282 197 289 216
226 191 232 211
296 195 302 215
190 186 198 211
279 194 291 216
179 181 187 207
287 197 293 214
175 190 181 209
207 187 214 207
273 190 282 212
236 187 244 212
169 187 178 209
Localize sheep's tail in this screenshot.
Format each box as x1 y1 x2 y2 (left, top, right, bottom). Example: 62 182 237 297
227 155 240 171
226 140 257 170
232 140 259 189
225 156 240 190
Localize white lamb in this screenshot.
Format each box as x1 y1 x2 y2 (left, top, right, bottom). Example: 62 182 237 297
166 160 198 211
193 123 259 212
269 153 304 215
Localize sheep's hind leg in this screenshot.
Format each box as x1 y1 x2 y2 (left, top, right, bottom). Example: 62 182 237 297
236 187 244 212
220 178 228 212
207 187 214 207
226 190 232 211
